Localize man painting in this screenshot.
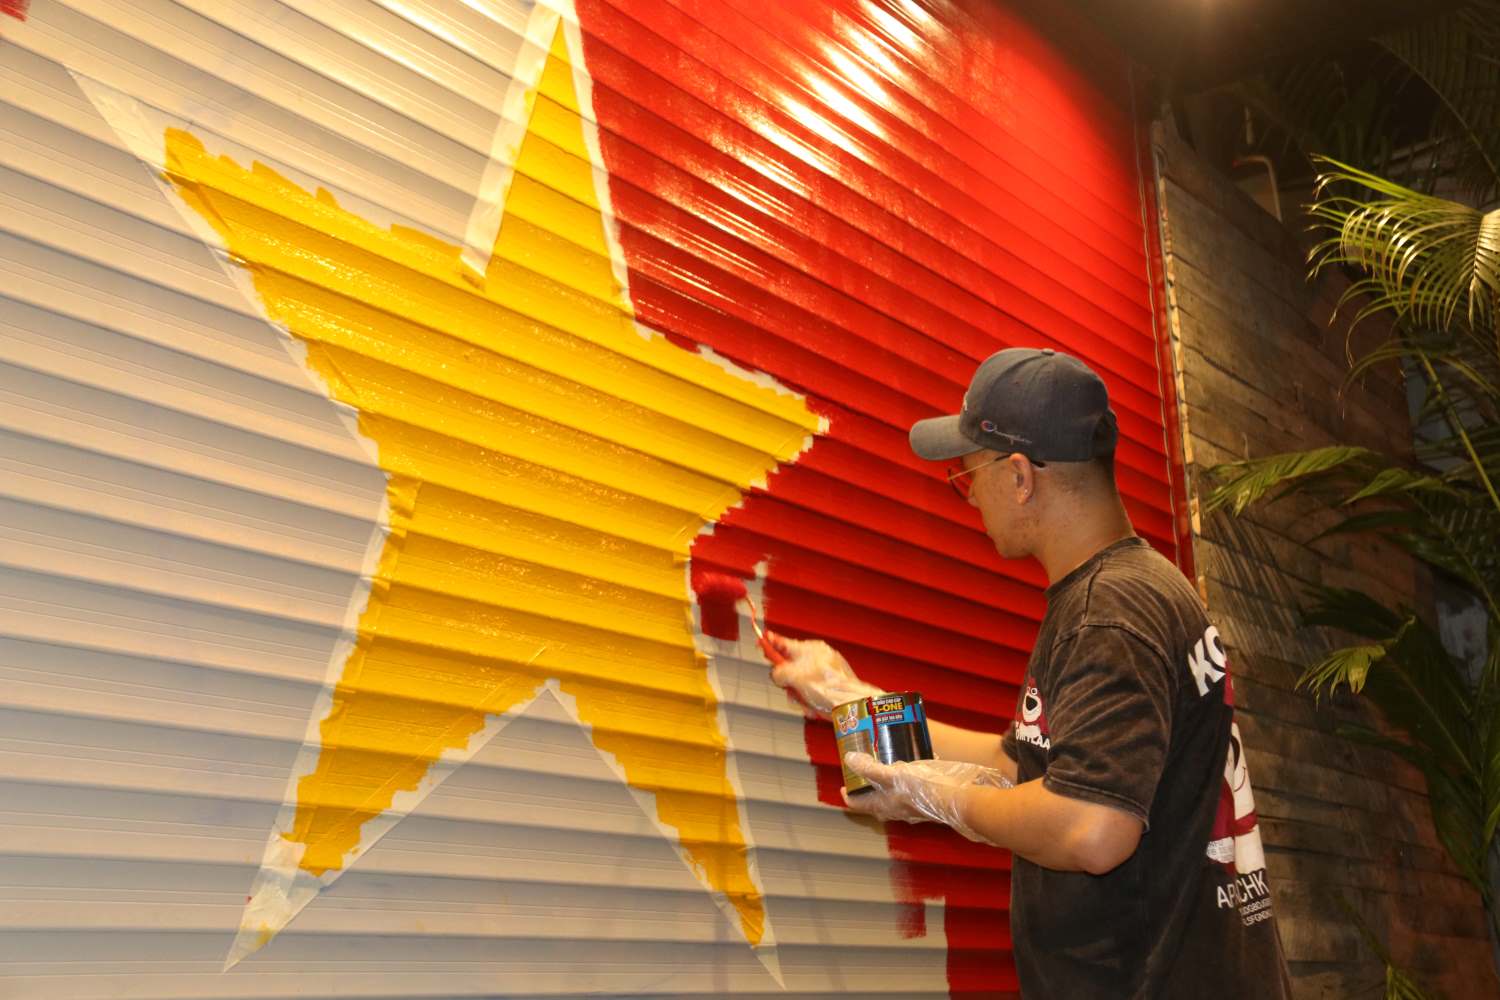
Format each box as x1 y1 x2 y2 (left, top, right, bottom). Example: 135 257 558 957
770 348 1292 998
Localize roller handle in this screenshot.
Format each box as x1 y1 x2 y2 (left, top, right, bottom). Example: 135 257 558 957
757 632 789 667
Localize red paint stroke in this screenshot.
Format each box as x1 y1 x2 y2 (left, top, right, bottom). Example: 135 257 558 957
887 825 1020 997
0 0 29 21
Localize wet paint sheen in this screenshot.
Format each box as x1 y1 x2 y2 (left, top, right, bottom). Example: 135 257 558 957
164 25 819 947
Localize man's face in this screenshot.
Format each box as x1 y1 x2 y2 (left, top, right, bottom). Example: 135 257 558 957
961 450 1033 559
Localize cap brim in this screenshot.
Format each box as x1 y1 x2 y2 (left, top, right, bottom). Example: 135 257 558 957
909 415 980 460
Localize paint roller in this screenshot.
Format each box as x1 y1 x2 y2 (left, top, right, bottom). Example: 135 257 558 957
695 573 933 788
695 572 788 666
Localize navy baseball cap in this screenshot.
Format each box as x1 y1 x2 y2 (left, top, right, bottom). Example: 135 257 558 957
909 348 1118 462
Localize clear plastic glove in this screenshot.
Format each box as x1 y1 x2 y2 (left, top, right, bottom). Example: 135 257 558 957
764 632 882 719
841 752 1014 844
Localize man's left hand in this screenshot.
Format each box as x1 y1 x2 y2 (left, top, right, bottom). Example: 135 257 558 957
840 753 1013 842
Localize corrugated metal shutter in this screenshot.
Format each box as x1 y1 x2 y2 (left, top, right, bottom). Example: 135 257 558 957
0 1 1181 997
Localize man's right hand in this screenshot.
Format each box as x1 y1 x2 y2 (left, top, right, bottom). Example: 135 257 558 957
764 633 882 719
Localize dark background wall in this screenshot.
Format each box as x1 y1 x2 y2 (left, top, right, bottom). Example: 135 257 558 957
1152 119 1497 999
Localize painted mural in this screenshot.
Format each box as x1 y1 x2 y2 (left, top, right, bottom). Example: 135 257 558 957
0 0 1180 996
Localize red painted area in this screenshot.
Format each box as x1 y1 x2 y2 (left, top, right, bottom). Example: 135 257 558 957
575 1 1177 994
0 0 29 21
888 826 1019 997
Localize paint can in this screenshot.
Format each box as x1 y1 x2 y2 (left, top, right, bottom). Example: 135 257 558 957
833 692 934 794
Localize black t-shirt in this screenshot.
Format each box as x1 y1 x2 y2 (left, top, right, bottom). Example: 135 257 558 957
1001 536 1291 999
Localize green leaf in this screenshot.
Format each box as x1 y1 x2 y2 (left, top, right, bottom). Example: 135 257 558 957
1484 798 1500 847
1342 466 1449 505
1204 446 1376 515
1227 58 1405 182
1398 488 1500 621
1301 590 1476 776
1385 965 1439 1000
1299 642 1386 698
1483 638 1500 739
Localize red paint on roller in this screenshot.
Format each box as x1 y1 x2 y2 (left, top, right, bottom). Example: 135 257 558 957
0 0 29 21
693 570 789 667
692 569 747 641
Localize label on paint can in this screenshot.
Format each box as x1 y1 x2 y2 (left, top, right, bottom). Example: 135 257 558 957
833 691 934 794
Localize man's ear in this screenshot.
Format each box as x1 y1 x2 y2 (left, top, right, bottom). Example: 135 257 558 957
1007 453 1036 503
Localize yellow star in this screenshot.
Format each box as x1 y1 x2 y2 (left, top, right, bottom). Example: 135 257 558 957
135 15 818 975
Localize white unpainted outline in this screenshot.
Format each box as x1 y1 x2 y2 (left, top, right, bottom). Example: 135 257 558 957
458 0 562 281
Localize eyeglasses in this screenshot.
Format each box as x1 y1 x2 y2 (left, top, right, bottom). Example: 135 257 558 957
946 454 1045 500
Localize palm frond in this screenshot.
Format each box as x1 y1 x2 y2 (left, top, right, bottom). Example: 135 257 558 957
1206 440 1500 621
1483 639 1500 791
1308 160 1500 334
1482 638 1500 740
1344 331 1500 407
1482 689 1500 845
1385 964 1441 1000
1299 585 1406 636
1376 0 1500 202
1203 446 1377 515
1337 721 1434 770
1300 588 1475 776
1401 487 1500 620
1299 642 1389 700
1342 466 1449 504
1417 420 1500 483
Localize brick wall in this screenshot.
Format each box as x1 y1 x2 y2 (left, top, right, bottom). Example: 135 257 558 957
1151 120 1498 999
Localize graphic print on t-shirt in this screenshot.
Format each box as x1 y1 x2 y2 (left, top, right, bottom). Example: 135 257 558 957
1014 680 1051 750
1195 633 1275 928
1206 720 1267 875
